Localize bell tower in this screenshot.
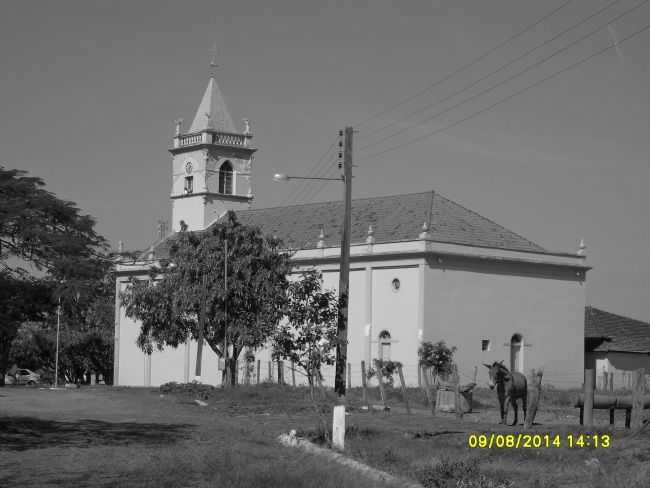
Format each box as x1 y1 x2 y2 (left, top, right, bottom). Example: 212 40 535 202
169 72 255 232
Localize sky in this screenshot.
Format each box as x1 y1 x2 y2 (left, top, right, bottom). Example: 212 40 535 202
2 0 650 321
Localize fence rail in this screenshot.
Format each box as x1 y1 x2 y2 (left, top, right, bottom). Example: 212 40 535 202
596 370 650 391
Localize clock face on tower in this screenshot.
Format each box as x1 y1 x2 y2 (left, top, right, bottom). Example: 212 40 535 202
185 161 193 174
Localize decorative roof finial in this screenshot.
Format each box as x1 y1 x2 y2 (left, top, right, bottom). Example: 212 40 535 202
242 118 251 135
419 221 430 240
577 238 586 256
174 118 183 137
317 227 325 249
366 225 375 245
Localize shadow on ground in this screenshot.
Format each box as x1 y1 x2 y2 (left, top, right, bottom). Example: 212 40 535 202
0 417 192 451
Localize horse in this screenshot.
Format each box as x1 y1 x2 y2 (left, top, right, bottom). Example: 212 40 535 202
484 361 527 426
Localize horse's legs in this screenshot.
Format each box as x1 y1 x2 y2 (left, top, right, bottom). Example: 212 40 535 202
502 396 510 425
510 398 518 426
522 393 528 424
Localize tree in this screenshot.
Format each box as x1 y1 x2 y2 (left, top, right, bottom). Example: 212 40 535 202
418 340 457 379
121 211 292 385
272 271 339 386
0 166 109 385
0 166 107 279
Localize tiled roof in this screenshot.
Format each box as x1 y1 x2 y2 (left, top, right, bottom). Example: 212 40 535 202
229 191 547 252
585 306 650 353
149 190 551 258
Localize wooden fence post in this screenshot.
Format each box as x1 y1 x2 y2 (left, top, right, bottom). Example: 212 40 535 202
245 361 250 385
609 372 614 392
278 360 284 385
347 362 351 390
630 368 646 429
453 369 463 419
524 369 543 429
418 364 422 388
268 361 272 382
291 361 296 387
397 364 411 415
421 366 435 414
584 369 595 427
256 360 261 384
361 361 368 406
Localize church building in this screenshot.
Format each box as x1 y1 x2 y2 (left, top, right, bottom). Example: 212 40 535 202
114 74 590 389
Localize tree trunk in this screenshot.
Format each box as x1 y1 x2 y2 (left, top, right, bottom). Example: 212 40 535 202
229 346 240 387
0 326 19 387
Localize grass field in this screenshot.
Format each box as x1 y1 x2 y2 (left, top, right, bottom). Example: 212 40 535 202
0 383 648 487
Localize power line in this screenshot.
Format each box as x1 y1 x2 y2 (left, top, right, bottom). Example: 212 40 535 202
278 142 336 206
358 0 648 156
359 16 650 161
289 155 339 204
354 0 574 130
358 0 624 148
281 153 337 205
295 164 341 204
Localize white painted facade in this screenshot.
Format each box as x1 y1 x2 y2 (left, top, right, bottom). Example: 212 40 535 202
113 75 589 389
115 239 588 388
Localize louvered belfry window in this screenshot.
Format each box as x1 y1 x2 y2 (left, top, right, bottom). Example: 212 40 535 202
218 161 233 194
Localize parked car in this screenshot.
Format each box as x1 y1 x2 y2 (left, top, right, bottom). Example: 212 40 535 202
5 368 40 386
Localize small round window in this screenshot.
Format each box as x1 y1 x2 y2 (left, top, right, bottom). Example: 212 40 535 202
391 278 400 292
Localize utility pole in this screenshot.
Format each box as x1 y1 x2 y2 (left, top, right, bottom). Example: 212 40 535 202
54 296 61 388
334 126 353 398
223 241 229 387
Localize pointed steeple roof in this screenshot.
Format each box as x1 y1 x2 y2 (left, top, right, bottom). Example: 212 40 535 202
189 77 236 133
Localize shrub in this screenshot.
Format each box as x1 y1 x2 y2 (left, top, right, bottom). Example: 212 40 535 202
366 359 402 386
418 341 457 377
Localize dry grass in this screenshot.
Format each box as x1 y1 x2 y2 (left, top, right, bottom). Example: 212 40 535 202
0 386 399 488
1 383 648 488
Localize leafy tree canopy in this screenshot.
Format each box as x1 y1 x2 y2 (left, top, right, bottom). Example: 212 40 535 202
418 340 457 377
121 211 292 384
1 166 107 280
272 270 339 385
0 166 110 385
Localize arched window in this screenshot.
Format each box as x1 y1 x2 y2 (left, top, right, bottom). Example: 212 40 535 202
378 330 391 361
218 161 233 194
510 333 523 373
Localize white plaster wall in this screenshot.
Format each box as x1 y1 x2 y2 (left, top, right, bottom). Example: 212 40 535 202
369 267 420 383
424 266 586 388
117 284 147 386
172 197 207 232
172 149 205 196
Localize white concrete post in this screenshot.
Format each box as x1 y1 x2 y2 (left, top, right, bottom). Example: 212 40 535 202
332 405 346 450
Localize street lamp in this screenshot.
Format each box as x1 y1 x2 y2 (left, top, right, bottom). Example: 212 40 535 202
54 295 61 389
273 173 342 182
273 127 353 398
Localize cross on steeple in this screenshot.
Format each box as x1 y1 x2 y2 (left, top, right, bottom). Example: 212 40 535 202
209 43 219 76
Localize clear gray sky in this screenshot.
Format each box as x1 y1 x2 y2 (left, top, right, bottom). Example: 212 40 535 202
2 0 649 321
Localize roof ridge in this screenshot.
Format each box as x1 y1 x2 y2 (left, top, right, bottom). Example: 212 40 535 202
589 306 650 327
239 190 435 213
433 190 546 252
